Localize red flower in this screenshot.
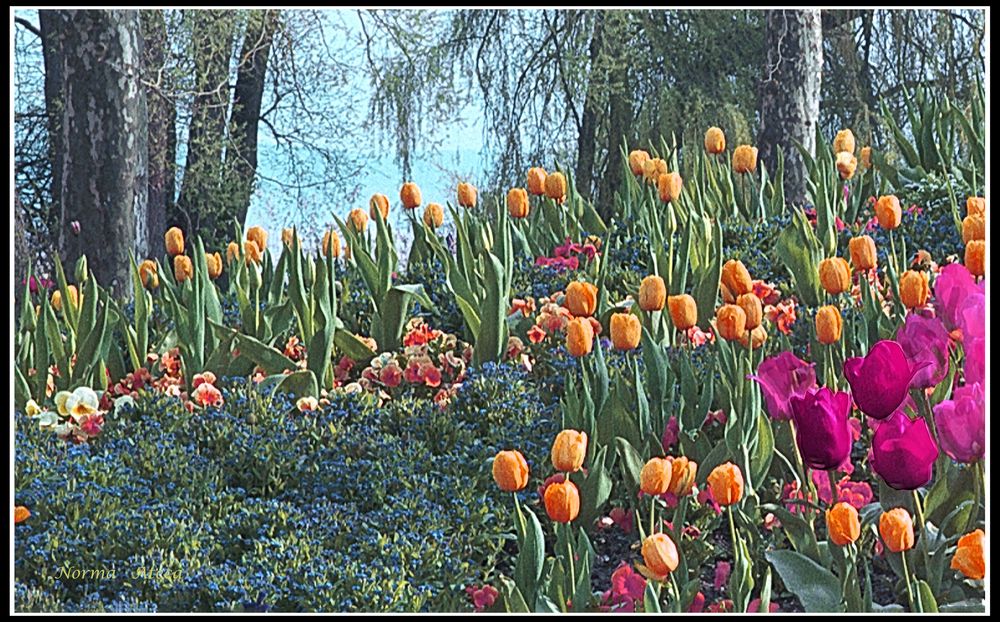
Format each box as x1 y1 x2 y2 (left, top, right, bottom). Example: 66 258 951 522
379 363 403 388
423 365 442 388
191 382 224 408
527 325 547 344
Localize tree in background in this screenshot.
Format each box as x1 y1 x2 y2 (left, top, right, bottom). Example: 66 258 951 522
758 9 823 206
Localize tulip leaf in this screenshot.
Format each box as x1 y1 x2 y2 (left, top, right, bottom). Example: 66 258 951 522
258 370 318 401
766 549 844 613
760 504 824 564
643 583 662 613
499 576 531 613
225 328 297 375
573 445 612 531
513 504 545 606
750 413 775 487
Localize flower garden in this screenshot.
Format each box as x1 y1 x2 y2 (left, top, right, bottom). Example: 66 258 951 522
13 97 987 612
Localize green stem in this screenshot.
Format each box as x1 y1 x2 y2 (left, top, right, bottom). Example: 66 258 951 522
669 573 682 612
565 524 576 598
900 550 918 612
650 494 657 538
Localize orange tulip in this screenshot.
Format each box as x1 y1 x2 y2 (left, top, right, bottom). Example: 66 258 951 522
566 317 594 357
836 151 857 180
14 506 30 524
819 257 851 295
962 214 985 244
704 127 726 155
492 450 530 492
657 172 683 203
610 312 641 351
639 275 666 312
899 270 929 308
545 171 567 203
965 240 985 277
226 241 240 264
281 227 298 247
551 429 588 472
369 193 390 220
565 281 598 317
875 195 902 230
640 533 679 580
165 226 185 257
244 240 263 264
950 529 985 580
666 456 698 496
707 462 744 506
544 480 580 523
879 508 915 553
174 255 193 282
715 304 747 342
205 252 223 279
966 196 985 218
721 259 753 298
527 167 548 196
507 188 530 219
458 182 477 208
849 235 877 271
736 292 762 330
422 202 444 229
826 502 861 546
643 158 668 184
732 145 758 174
833 129 856 155
323 230 342 258
628 149 650 175
739 325 768 350
246 226 268 253
400 183 421 210
348 208 369 233
667 294 698 331
640 457 673 496
139 259 159 289
815 305 843 344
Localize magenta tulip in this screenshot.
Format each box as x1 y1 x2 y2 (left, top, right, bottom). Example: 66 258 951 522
896 314 950 389
749 351 817 421
844 340 926 420
789 387 853 470
933 383 985 464
933 263 979 331
870 410 939 490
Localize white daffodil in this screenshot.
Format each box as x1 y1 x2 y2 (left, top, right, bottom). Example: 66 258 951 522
65 387 100 419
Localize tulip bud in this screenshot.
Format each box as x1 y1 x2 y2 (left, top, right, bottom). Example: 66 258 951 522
815 305 843 344
657 172 683 203
165 226 185 257
875 195 902 230
962 214 985 244
732 145 758 174
704 127 726 155
138 259 159 289
244 240 263 265
721 259 753 297
74 255 89 284
206 252 223 279
610 312 641 351
507 188 530 219
826 502 861 546
566 317 594 357
667 294 697 331
369 193 390 220
879 508 915 553
628 149 650 175
965 240 985 277
666 456 698 496
715 304 747 341
640 457 673 496
348 208 369 233
544 171 567 203
898 270 929 309
849 235 877 271
739 325 768 350
323 230 342 257
400 183 421 210
457 182 477 208
835 151 857 180
818 257 851 295
226 241 240 264
833 129 856 155
544 480 580 523
246 226 268 253
639 275 666 312
565 281 598 317
281 227 297 247
527 167 547 196
707 462 744 506
174 255 194 283
860 146 872 169
736 293 762 330
551 429 588 473
641 533 679 580
966 196 985 218
492 450 530 492
643 158 668 184
951 529 985 580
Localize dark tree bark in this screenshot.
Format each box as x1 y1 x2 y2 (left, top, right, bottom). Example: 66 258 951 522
15 193 29 316
41 10 148 295
39 12 65 216
140 10 175 259
574 11 606 203
596 12 632 221
227 9 279 228
175 10 235 238
759 9 822 206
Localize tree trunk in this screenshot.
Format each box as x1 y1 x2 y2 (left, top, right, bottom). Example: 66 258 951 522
42 9 148 295
175 9 235 241
574 11 606 202
227 9 279 228
758 9 822 206
15 193 29 316
39 12 65 217
597 12 632 221
140 10 174 259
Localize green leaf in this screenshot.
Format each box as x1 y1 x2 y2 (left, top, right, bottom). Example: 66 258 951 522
257 369 318 400
224 327 297 374
513 504 545 605
914 580 938 613
766 549 844 613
